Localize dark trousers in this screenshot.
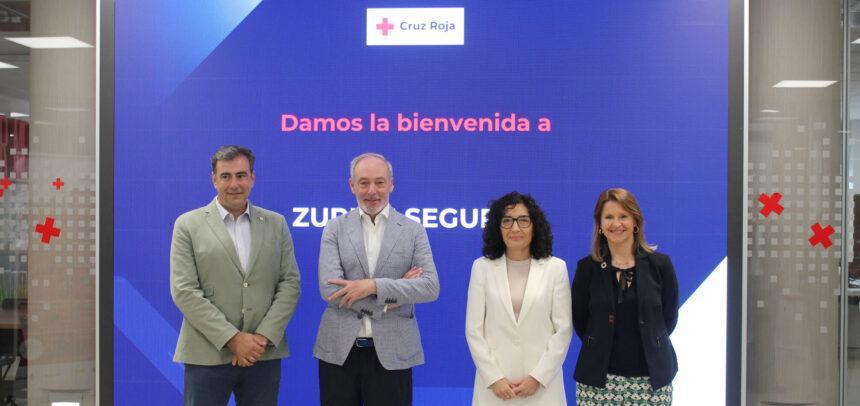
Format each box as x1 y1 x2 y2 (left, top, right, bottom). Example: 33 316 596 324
319 346 412 406
184 359 281 406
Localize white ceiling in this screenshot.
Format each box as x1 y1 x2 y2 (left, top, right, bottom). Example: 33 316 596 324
0 0 29 117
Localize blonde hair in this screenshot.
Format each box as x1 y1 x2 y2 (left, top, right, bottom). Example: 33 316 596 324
590 188 655 262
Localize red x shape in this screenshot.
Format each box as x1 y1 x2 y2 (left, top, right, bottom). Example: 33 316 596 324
809 223 834 249
758 192 784 217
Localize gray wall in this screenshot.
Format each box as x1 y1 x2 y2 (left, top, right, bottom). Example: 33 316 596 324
746 0 843 405
26 0 96 404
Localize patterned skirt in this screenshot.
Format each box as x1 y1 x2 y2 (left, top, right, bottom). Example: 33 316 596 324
575 374 673 405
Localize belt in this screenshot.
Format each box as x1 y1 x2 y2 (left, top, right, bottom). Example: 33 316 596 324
354 338 374 348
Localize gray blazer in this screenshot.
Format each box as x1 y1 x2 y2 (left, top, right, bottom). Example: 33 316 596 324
170 199 301 365
313 207 440 370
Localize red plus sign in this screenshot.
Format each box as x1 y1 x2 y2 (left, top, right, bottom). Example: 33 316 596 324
0 176 10 189
35 216 61 244
758 192 784 217
52 177 64 190
376 18 394 36
808 222 835 249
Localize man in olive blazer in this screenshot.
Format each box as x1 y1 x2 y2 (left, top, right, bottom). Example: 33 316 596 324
170 146 301 406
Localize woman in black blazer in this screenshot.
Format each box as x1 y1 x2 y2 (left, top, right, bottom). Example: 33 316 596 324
571 188 678 405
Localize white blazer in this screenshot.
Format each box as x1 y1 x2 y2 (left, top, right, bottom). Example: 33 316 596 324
465 255 573 406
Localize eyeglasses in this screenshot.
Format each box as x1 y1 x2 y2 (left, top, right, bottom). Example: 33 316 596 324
500 216 532 229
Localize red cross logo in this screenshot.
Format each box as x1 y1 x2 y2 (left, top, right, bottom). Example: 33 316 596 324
52 177 64 190
0 176 10 190
376 18 394 36
809 222 834 249
35 216 61 244
758 192 783 217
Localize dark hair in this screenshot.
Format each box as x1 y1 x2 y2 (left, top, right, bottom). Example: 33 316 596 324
482 191 553 260
211 145 255 173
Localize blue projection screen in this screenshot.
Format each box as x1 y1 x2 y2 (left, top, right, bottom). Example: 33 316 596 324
114 1 727 404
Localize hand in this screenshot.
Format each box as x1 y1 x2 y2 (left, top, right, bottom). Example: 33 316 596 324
327 278 377 309
232 334 269 366
389 267 423 310
511 375 541 398
252 333 270 347
490 378 516 400
232 354 253 367
227 332 265 366
403 266 423 279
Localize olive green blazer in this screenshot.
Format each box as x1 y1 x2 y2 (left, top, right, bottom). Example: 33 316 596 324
170 198 301 365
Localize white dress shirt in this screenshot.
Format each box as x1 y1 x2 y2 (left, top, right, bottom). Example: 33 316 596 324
357 204 389 338
215 197 252 273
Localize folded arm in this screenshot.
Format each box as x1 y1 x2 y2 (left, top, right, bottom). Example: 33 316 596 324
318 222 386 319
374 226 440 306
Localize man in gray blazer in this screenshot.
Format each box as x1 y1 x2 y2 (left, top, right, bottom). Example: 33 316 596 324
314 152 440 406
170 145 301 406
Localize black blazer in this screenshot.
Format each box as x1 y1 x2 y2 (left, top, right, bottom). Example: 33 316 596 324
571 250 679 389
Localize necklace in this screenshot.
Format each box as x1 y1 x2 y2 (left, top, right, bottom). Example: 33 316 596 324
612 259 634 269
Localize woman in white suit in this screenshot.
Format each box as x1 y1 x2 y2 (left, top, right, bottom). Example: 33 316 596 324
466 192 573 405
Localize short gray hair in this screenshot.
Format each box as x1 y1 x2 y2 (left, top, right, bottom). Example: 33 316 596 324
350 152 393 180
211 145 255 173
